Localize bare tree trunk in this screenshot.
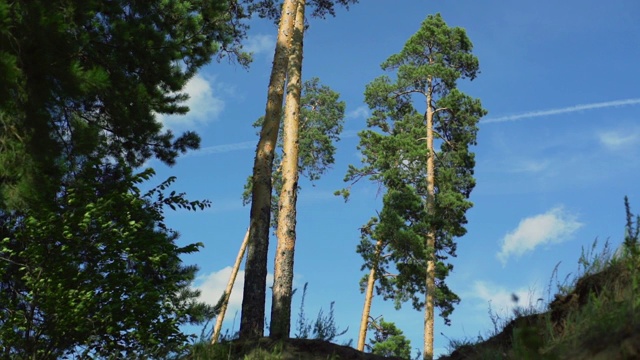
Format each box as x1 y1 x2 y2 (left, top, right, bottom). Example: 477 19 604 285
211 228 249 344
424 78 436 360
357 238 383 351
240 0 298 340
269 0 305 340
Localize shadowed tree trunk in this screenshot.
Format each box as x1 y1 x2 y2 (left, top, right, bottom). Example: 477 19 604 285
240 0 299 340
211 228 249 344
270 0 306 340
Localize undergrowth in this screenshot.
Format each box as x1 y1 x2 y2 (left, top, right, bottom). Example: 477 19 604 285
442 196 640 360
184 283 350 359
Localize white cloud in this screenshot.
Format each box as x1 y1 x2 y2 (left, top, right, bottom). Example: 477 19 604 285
482 98 640 124
471 281 543 316
194 267 274 321
244 34 276 56
347 105 369 120
599 130 639 150
509 159 550 173
497 207 583 265
157 74 224 129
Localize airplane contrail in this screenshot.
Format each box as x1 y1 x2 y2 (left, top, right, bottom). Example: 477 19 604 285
189 141 256 156
191 98 640 155
191 130 360 156
482 98 640 124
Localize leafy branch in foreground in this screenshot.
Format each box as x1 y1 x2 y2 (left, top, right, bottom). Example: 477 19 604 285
0 161 213 359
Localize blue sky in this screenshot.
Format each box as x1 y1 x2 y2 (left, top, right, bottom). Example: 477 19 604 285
150 0 640 357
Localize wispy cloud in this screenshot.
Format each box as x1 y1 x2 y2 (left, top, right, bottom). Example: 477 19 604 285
347 105 369 120
194 267 274 322
508 159 550 173
189 141 256 157
244 34 275 57
188 129 359 157
483 98 640 124
497 206 583 265
599 129 640 150
471 281 543 315
157 74 224 129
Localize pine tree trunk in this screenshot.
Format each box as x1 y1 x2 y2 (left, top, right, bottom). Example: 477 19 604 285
240 0 298 340
357 238 383 351
424 78 436 360
269 0 305 340
211 228 249 344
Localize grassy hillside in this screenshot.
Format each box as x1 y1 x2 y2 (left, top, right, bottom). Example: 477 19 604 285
439 202 640 360
181 202 640 360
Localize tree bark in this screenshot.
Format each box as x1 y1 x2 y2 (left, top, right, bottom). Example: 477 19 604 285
240 0 298 340
424 77 436 360
269 0 305 340
211 228 249 344
357 238 383 351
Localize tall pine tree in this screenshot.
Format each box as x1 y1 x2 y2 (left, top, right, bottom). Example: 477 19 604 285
241 77 346 338
241 0 355 339
342 14 486 359
270 0 306 339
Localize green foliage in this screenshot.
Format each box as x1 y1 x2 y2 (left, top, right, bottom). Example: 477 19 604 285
343 14 486 324
0 0 250 209
243 78 346 228
0 160 214 359
367 318 412 359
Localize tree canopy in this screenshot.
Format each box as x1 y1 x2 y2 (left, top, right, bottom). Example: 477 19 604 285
0 0 249 209
0 1 250 356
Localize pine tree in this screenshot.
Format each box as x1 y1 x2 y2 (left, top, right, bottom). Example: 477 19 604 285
241 77 346 338
240 0 299 339
240 0 356 339
270 0 306 339
367 318 412 359
356 217 384 351
342 14 486 359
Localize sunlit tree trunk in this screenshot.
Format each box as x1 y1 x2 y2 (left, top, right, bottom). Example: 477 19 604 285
211 228 249 344
357 238 383 351
424 77 436 360
240 0 298 340
270 0 306 340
